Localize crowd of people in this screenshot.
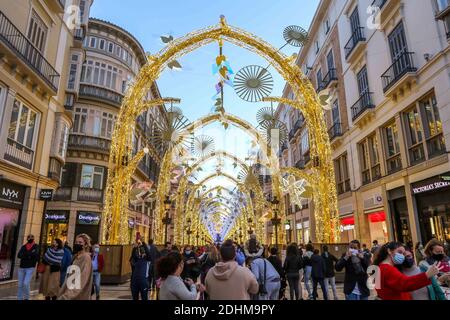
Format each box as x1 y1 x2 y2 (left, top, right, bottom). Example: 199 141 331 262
15 232 450 301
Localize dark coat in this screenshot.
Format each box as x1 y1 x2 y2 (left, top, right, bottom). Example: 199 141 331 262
147 244 160 265
130 244 151 280
322 252 338 278
268 255 285 278
17 244 39 269
335 253 371 297
310 254 326 279
283 255 303 277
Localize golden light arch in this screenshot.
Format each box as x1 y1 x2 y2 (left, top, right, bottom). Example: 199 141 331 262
101 16 339 245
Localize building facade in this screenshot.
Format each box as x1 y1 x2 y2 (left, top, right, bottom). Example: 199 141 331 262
0 0 79 282
46 17 166 249
277 0 450 246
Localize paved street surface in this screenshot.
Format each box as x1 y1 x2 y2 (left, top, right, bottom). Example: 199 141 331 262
0 279 376 300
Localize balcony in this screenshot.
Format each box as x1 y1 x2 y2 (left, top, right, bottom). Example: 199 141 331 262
371 0 401 29
0 11 60 93
322 68 338 89
53 187 72 201
48 157 63 183
328 122 343 142
79 84 123 107
351 92 375 125
427 134 447 159
344 27 366 63
77 188 103 203
381 52 417 98
4 138 34 170
68 134 111 155
73 28 85 48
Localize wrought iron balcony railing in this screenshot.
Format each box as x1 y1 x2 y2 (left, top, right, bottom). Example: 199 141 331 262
344 27 366 59
4 138 34 170
68 134 111 154
351 92 375 121
381 51 417 93
328 122 343 141
371 0 388 10
322 68 338 88
0 11 60 91
79 84 123 107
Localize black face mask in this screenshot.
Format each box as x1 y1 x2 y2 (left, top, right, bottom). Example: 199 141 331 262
432 254 445 262
403 257 415 269
27 239 34 244
73 244 84 254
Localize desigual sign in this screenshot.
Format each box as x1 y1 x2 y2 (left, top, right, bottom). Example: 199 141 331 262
44 211 69 223
77 212 101 225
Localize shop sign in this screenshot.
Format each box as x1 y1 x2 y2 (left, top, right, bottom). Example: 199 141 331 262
412 181 450 194
128 219 135 228
44 211 69 223
340 224 355 232
0 180 25 206
39 189 53 201
77 212 101 225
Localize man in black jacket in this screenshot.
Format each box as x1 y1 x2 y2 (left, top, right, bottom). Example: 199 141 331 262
322 245 339 300
311 249 328 300
335 240 371 300
267 247 285 299
17 234 39 300
130 239 152 300
147 239 160 291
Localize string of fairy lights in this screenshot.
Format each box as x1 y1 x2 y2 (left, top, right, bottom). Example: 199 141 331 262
101 16 340 246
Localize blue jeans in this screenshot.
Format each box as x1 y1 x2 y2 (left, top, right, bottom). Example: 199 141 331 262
93 272 101 298
17 267 35 300
345 293 369 300
304 266 312 298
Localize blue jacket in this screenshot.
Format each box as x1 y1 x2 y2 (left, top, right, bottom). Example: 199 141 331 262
60 248 72 286
251 257 280 283
235 249 245 266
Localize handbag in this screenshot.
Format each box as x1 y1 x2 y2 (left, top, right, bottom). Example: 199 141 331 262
37 263 46 274
258 259 268 296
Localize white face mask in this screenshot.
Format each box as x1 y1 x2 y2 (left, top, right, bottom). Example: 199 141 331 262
350 248 359 256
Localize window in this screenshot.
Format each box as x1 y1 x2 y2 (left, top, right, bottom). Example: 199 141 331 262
325 19 331 35
315 41 319 54
350 7 361 33
99 39 105 50
73 108 88 134
108 42 114 53
334 153 350 194
80 165 104 189
357 66 369 96
331 100 340 125
27 11 47 52
383 122 402 174
359 134 381 185
301 129 309 155
316 69 323 91
79 0 86 23
403 107 425 164
8 99 39 149
419 93 446 158
327 50 335 71
89 37 97 48
100 112 115 139
58 122 69 158
115 45 122 58
388 22 411 72
0 85 6 131
437 0 450 11
81 60 118 90
67 55 79 90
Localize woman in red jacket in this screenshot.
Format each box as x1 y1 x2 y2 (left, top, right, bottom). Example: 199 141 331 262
373 242 443 300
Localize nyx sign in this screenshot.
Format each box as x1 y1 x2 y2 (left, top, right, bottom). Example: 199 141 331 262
0 180 25 207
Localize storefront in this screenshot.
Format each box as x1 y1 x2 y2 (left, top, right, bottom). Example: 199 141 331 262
0 180 26 281
339 215 356 243
40 211 69 250
367 211 389 244
412 173 450 243
74 212 101 245
388 187 412 244
295 220 309 244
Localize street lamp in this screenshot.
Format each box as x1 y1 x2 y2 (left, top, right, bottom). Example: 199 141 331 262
269 196 281 247
162 195 172 244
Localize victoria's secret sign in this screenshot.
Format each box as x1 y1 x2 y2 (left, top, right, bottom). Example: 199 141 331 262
412 174 450 195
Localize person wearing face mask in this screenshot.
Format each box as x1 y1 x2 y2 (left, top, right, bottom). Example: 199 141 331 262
420 239 450 297
129 238 151 300
373 242 443 300
58 234 93 300
401 249 446 300
17 235 39 300
91 244 104 300
335 240 371 300
40 238 64 300
415 242 425 265
181 245 201 283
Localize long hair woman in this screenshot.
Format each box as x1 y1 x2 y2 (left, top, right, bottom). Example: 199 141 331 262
283 243 303 300
40 238 64 300
373 241 442 300
157 251 204 300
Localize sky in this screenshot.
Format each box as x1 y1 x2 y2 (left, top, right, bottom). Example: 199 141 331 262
90 0 319 236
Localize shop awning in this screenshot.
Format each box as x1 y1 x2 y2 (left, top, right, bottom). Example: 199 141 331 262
340 216 355 226
369 211 386 223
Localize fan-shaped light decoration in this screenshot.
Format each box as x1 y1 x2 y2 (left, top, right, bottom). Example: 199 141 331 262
191 135 215 158
259 119 288 146
166 106 183 119
234 65 273 102
256 106 277 124
237 165 259 187
151 108 191 156
283 25 309 47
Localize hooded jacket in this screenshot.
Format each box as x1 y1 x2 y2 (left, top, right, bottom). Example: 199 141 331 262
205 261 259 300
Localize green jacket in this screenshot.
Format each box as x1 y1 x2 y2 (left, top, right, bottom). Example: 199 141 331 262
419 262 446 300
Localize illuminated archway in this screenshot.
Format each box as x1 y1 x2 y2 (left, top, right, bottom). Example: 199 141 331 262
102 17 339 245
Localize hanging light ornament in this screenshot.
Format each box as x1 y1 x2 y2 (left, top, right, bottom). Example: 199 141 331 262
257 105 288 146
191 135 215 158
234 65 273 102
283 25 309 48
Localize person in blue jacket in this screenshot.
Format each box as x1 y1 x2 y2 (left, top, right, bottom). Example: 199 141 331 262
235 243 245 266
59 245 73 287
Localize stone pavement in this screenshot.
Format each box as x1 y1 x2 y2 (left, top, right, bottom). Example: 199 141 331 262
0 279 376 300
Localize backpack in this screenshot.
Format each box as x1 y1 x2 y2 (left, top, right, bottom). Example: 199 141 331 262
248 238 258 254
